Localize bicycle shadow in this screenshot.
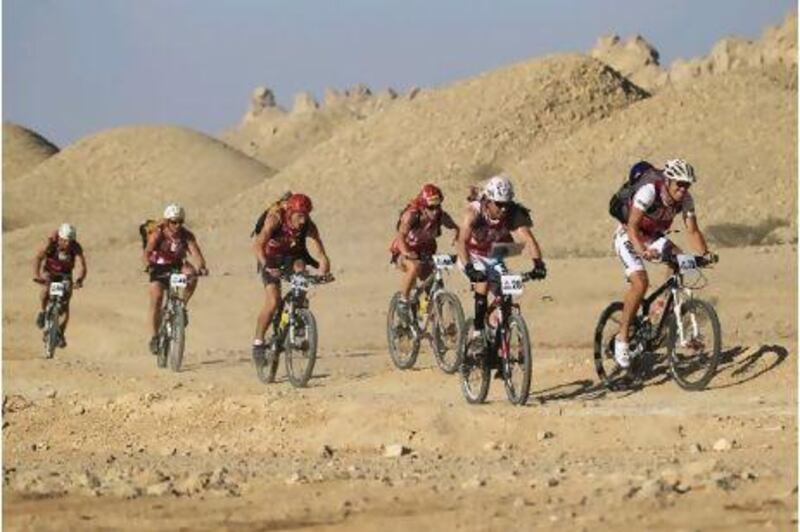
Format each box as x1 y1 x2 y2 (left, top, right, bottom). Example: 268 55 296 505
530 379 610 404
707 344 789 390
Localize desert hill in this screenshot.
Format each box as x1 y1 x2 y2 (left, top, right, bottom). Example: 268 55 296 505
2 122 59 181
3 125 274 245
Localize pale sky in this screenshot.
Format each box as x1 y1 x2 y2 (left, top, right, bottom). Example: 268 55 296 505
3 0 796 146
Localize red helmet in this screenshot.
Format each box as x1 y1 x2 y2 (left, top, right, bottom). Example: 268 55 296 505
419 183 443 207
286 193 313 215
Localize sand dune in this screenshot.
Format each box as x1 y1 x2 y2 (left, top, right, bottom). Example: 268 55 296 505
2 122 59 182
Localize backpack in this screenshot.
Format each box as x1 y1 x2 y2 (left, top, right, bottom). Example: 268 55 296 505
138 219 160 249
251 191 293 237
609 161 659 223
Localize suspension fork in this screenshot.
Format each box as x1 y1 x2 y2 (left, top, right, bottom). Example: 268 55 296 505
498 297 513 359
670 287 697 346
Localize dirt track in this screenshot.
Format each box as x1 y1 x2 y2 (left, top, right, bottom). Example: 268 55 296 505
3 245 796 530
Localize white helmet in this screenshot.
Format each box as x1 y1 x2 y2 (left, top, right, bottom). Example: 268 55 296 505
484 175 515 202
57 223 76 241
163 203 185 221
663 159 696 184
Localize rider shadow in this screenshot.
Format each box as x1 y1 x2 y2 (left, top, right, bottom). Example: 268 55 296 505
530 379 610 404
707 344 789 390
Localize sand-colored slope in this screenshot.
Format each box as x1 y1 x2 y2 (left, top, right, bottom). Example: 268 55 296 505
207 54 648 265
509 65 797 257
2 122 59 181
3 125 274 244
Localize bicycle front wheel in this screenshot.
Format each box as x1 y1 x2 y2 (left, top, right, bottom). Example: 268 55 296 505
168 303 186 372
667 299 721 391
432 291 466 374
502 313 532 406
386 292 420 370
43 304 59 359
285 309 318 388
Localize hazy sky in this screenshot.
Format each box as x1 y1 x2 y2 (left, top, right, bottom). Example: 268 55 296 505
4 0 795 146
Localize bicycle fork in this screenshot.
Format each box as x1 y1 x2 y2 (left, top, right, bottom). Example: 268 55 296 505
670 288 699 348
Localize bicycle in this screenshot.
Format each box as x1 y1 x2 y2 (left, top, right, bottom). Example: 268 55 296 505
386 254 466 374
35 275 72 359
460 248 544 406
152 270 199 372
254 271 333 388
594 253 721 391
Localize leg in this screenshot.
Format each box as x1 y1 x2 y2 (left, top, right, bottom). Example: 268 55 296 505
181 263 199 304
398 256 421 300
148 281 165 338
255 280 281 342
613 229 650 368
36 285 48 328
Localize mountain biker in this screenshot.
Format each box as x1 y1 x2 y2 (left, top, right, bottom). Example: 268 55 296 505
32 223 87 347
252 193 332 362
457 175 546 351
390 183 459 315
613 158 716 369
142 204 208 355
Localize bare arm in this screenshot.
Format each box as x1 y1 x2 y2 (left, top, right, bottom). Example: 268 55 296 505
74 252 87 286
305 223 331 275
395 210 417 258
684 215 709 255
511 225 542 261
442 210 460 243
32 240 48 280
457 208 478 266
253 214 280 267
186 236 208 273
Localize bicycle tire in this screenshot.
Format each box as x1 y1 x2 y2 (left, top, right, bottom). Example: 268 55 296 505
593 302 626 388
460 319 491 404
502 313 532 405
386 292 420 370
285 309 318 388
431 291 466 374
43 303 59 359
168 302 186 372
667 298 721 391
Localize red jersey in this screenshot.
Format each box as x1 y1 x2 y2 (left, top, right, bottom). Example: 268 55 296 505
148 223 194 266
43 233 83 274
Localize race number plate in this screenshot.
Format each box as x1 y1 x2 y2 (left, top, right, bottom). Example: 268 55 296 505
49 282 66 297
676 254 698 272
433 254 454 269
170 273 188 288
501 274 524 296
290 275 310 292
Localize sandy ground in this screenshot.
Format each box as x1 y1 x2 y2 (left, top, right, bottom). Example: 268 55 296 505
2 244 796 530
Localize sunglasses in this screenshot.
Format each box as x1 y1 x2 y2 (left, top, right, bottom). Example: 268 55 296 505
491 201 510 210
425 204 441 211
168 219 184 225
676 182 691 190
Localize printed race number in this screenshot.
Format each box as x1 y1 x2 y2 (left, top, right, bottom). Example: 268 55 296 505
501 274 524 296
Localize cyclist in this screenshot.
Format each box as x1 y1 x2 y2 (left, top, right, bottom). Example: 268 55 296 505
457 175 546 350
390 183 459 316
32 223 87 347
252 193 332 361
613 158 716 369
142 204 208 354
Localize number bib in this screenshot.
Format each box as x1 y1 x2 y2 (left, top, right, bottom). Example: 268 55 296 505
500 274 523 296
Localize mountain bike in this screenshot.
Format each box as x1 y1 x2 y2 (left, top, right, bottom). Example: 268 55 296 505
254 271 333 388
36 275 72 359
594 253 721 391
387 254 466 374
460 248 544 406
153 270 200 372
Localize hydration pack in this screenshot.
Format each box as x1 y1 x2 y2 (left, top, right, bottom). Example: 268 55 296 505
608 161 659 223
251 191 293 237
138 219 160 249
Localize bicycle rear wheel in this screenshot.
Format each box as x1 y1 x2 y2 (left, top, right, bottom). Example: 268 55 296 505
285 309 318 388
502 314 532 405
386 292 420 370
593 301 629 388
168 303 186 372
460 319 491 404
668 299 721 390
432 291 466 374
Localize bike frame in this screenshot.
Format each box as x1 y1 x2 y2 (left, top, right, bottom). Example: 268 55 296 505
407 255 455 334
635 262 697 352
482 260 523 361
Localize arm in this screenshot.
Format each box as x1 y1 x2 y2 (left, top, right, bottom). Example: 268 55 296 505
442 211 460 244
186 236 208 274
305 223 331 275
253 214 280 268
142 229 160 270
32 240 49 281
684 214 709 255
511 225 542 261
74 252 87 287
395 210 418 259
626 208 659 259
457 208 478 266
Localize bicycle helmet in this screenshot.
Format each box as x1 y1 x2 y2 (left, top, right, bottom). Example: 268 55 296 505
484 175 514 202
164 203 185 221
286 193 313 215
663 159 696 184
419 183 443 207
57 223 76 241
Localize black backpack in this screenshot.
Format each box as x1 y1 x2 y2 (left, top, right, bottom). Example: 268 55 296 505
609 161 658 223
251 191 293 237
